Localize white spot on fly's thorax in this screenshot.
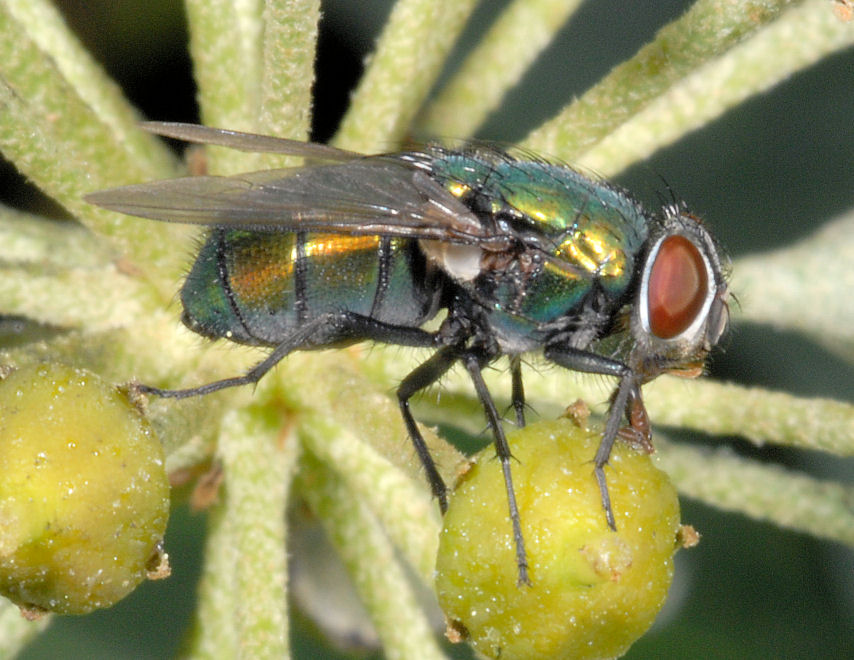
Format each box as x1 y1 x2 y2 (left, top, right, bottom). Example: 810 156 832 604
419 239 483 282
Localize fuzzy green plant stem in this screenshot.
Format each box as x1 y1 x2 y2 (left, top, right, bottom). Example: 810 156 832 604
524 0 799 160
300 413 441 583
657 438 854 546
186 0 320 173
0 600 49 657
333 0 479 152
0 0 851 656
573 0 854 176
733 210 854 361
183 404 298 658
0 0 185 285
298 451 446 660
416 0 584 139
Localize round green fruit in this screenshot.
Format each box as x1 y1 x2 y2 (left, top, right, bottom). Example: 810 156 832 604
435 417 681 660
0 364 170 615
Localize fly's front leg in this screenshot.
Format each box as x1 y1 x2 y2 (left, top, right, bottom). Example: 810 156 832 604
397 346 461 514
462 352 530 586
544 346 641 531
592 371 637 531
617 384 653 453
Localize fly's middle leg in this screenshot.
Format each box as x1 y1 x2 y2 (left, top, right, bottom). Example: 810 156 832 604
396 347 461 513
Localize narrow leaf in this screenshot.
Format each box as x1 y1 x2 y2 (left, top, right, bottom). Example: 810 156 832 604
185 405 298 658
185 0 266 173
258 0 320 144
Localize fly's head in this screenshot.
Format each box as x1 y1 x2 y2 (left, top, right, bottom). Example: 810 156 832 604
628 205 730 382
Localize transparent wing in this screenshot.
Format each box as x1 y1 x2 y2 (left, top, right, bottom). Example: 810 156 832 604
141 122 361 162
87 155 490 243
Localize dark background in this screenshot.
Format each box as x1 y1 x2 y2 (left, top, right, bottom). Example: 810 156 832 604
8 1 853 657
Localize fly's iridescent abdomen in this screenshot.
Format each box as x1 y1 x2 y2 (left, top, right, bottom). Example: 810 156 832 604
181 228 440 347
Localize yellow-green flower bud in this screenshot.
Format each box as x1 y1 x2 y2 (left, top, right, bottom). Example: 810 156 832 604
436 417 682 659
0 364 170 616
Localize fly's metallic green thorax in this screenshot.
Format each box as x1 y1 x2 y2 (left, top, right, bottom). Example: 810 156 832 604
429 150 648 274
86 122 731 586
421 150 651 350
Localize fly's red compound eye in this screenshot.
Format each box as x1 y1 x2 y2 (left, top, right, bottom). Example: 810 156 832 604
647 235 708 339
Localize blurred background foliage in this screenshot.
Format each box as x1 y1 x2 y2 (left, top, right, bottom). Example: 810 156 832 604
3 0 852 657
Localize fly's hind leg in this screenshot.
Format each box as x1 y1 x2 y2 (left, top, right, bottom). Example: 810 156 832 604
139 312 435 399
138 314 337 399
